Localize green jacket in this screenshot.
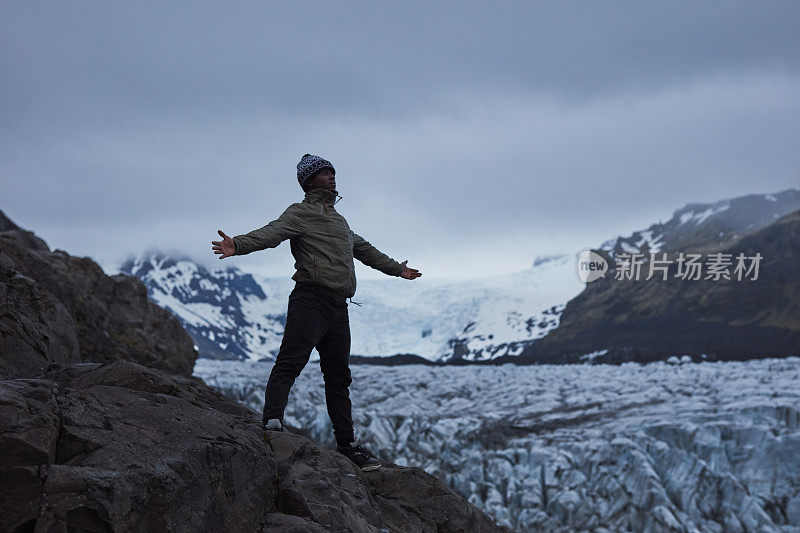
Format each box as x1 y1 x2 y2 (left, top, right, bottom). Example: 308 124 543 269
232 187 404 301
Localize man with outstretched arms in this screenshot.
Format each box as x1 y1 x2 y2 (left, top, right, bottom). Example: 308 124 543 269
212 154 421 470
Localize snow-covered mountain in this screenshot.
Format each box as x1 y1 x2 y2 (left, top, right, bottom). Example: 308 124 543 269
517 188 800 365
599 187 800 259
117 188 799 365
119 252 292 361
117 251 584 363
347 253 581 364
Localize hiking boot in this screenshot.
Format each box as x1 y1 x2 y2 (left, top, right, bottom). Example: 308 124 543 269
263 418 285 432
337 437 381 470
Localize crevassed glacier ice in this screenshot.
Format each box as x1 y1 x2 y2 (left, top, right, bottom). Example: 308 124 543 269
195 357 800 532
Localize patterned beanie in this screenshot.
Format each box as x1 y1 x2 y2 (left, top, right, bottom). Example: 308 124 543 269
297 154 335 190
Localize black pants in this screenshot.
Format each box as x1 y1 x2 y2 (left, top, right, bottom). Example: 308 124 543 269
262 282 355 446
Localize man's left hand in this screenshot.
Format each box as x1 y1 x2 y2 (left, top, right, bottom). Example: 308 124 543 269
399 260 422 280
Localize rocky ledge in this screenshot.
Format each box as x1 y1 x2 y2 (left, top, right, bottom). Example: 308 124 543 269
0 208 197 377
0 358 507 532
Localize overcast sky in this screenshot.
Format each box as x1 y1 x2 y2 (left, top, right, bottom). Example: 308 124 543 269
2 1 799 281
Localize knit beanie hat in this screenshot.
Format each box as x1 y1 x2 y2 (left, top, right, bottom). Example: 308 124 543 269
297 154 335 190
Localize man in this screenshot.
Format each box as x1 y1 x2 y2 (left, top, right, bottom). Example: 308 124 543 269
211 154 421 470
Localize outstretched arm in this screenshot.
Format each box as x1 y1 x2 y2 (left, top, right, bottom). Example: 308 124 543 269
213 205 305 259
351 231 421 279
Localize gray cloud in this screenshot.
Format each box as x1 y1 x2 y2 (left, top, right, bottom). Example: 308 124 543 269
2 1 799 280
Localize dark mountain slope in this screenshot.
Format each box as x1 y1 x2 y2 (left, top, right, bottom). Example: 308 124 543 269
514 207 800 364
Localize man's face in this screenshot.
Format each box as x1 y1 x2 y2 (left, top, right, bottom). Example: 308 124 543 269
308 168 336 192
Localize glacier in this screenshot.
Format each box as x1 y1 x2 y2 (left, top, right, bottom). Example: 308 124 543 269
195 357 800 532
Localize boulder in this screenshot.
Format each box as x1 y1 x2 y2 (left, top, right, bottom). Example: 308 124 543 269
0 359 508 532
0 209 197 376
0 248 80 380
364 461 507 532
0 360 274 532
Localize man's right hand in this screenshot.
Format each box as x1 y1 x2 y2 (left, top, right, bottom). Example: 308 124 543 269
212 230 236 259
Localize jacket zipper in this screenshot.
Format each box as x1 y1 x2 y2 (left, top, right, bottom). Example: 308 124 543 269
313 256 319 278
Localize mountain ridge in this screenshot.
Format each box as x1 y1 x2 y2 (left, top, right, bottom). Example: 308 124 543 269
513 206 800 364
114 187 799 365
118 251 581 363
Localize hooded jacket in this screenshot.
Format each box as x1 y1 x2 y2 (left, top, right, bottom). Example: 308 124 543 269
232 188 404 301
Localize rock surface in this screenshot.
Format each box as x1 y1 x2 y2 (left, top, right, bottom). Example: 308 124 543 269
0 248 80 379
0 209 197 375
0 359 507 532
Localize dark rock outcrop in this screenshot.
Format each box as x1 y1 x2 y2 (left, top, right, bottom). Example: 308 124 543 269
0 209 506 531
350 353 437 365
0 248 80 380
0 209 197 375
0 360 277 532
0 359 507 532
